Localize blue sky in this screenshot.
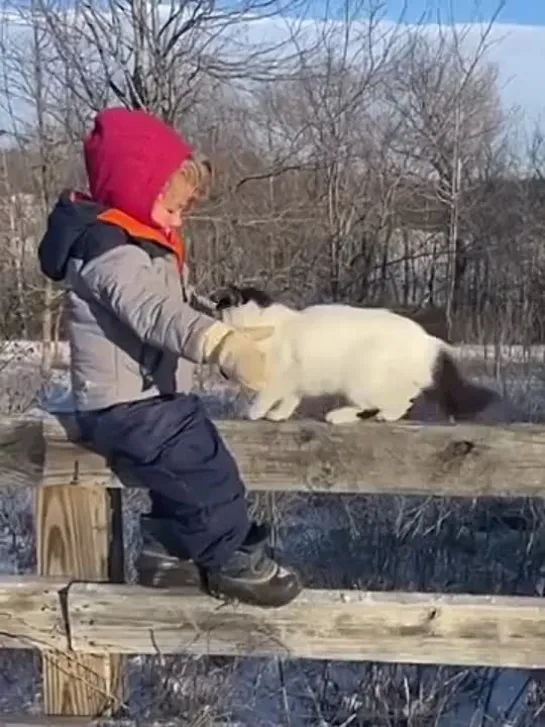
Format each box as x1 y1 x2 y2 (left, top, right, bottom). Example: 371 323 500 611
295 0 545 127
362 0 545 131
2 1 545 137
382 0 545 26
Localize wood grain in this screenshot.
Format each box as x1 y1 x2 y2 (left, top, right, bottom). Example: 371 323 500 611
66 583 545 669
3 413 545 497
3 576 545 669
0 575 66 650
36 485 124 717
38 414 545 497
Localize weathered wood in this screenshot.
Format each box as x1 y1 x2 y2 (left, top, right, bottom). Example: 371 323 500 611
0 575 66 651
65 582 545 669
3 413 545 497
4 576 545 669
35 414 545 497
36 485 124 717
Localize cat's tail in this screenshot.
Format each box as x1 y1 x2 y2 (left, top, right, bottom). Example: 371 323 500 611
429 344 519 423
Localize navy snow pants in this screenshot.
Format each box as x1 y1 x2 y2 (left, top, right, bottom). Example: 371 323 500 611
76 393 251 570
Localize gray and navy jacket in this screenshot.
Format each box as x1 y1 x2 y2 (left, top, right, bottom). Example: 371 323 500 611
38 190 216 411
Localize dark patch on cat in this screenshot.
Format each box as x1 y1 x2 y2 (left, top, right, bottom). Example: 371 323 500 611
356 408 380 420
410 349 520 424
211 284 274 311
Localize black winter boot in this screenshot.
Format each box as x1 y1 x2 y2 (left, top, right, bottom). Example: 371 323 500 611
201 524 303 608
135 515 203 589
136 516 302 607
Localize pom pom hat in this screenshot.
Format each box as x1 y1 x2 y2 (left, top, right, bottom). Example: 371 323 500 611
83 107 194 229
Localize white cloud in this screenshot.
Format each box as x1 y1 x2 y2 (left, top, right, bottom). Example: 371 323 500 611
226 14 545 124
479 22 545 122
0 6 544 134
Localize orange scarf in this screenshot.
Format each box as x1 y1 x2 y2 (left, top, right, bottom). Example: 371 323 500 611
97 208 185 270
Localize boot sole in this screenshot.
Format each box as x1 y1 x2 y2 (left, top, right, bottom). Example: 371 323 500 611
203 570 303 609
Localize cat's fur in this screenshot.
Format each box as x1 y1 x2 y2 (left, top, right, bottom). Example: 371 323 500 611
211 284 513 424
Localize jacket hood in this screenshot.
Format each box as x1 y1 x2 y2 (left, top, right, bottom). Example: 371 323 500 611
83 107 193 229
38 190 186 282
38 190 105 281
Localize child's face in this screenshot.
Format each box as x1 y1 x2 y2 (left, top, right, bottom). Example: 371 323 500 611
151 179 199 231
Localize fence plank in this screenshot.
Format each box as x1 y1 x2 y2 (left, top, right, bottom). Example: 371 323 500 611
3 577 545 669
4 414 545 496
66 583 545 669
0 576 66 650
36 485 124 717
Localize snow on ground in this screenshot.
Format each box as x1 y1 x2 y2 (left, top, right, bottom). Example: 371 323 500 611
3 338 545 365
1 343 545 723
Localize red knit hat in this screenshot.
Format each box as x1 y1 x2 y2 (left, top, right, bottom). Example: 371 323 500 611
83 107 194 228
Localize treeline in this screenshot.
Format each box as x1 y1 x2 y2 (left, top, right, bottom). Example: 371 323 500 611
0 0 543 355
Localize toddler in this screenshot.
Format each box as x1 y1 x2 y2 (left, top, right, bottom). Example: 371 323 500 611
37 107 302 608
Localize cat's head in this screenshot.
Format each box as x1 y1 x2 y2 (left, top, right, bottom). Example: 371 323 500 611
210 284 275 328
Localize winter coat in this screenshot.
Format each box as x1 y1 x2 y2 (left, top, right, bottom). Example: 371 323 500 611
38 190 216 411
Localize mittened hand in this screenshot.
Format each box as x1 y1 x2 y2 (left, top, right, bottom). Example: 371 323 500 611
197 321 274 391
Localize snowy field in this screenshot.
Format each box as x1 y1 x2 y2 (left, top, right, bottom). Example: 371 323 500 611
1 341 545 724
4 338 545 365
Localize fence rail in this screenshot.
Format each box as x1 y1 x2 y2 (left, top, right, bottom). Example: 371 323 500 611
1 575 545 669
3 413 545 495
1 412 545 720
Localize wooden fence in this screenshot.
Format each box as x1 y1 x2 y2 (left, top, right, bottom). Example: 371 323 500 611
2 413 545 722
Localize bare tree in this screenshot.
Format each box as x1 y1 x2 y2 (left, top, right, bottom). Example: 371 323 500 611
381 14 505 321
35 0 314 124
0 0 83 373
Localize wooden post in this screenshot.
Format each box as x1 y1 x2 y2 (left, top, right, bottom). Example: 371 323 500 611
36 479 125 717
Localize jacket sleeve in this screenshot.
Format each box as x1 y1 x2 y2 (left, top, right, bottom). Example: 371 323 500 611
70 242 216 363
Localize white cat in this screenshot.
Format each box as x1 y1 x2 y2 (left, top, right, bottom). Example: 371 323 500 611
211 285 510 425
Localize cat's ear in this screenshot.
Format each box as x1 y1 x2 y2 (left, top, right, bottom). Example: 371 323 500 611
211 285 244 310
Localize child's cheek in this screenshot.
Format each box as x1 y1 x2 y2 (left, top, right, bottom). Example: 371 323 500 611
170 211 183 227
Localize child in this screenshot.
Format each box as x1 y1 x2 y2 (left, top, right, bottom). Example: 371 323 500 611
37 107 302 608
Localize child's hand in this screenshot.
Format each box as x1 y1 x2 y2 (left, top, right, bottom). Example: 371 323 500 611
197 321 274 390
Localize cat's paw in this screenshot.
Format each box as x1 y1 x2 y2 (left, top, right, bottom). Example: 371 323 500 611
325 406 363 425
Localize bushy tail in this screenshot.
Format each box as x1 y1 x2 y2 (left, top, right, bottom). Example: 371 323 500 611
431 347 516 423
